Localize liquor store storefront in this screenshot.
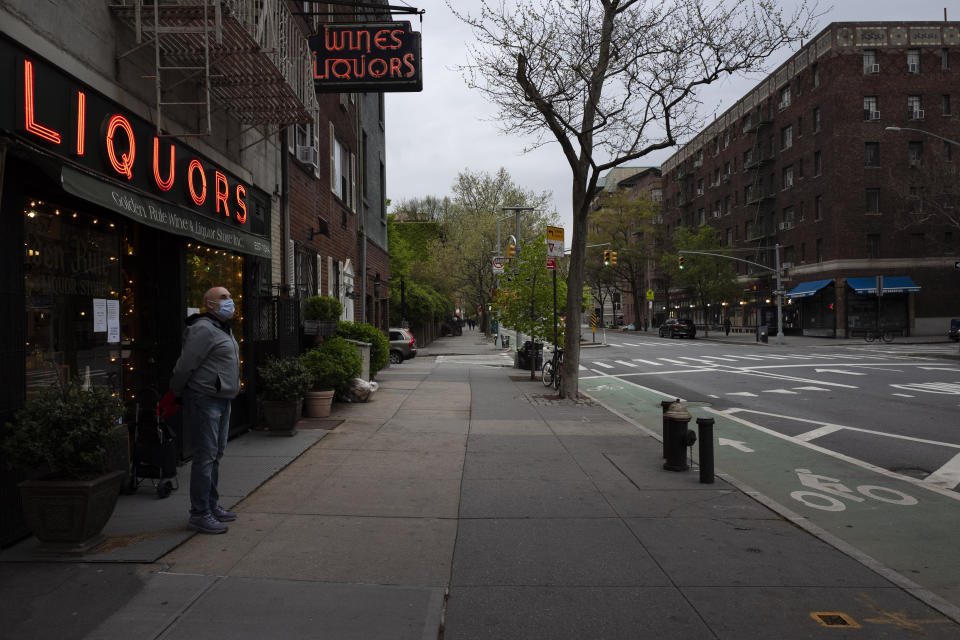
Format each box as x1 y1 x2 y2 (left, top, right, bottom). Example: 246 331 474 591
0 39 272 544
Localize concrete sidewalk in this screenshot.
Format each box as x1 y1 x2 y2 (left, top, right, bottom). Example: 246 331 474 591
2 328 959 639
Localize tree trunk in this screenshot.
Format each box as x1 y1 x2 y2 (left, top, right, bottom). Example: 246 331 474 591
561 185 590 399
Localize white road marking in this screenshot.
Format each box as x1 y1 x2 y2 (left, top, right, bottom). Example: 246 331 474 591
697 355 738 362
614 360 638 368
677 356 722 365
891 393 916 398
795 424 844 442
727 391 758 397
722 354 765 360
925 451 960 490
891 382 960 395
814 368 867 376
631 358 663 366
793 386 830 391
762 389 798 395
578 365 589 371
658 358 691 365
707 394 719 398
920 367 960 372
719 438 754 452
607 343 624 348
591 361 614 369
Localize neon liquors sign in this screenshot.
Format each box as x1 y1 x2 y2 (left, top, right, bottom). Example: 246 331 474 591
309 22 422 93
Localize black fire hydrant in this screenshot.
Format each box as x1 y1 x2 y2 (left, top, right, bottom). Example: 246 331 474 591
663 400 696 472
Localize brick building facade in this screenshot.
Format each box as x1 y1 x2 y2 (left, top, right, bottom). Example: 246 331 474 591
660 22 960 337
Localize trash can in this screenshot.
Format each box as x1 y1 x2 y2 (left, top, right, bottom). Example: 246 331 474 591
518 341 543 370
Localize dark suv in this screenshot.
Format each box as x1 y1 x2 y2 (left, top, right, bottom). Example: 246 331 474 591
389 328 417 364
659 318 697 339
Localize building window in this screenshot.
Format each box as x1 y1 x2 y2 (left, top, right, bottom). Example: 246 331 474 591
908 140 924 166
864 96 879 120
815 195 823 221
782 165 794 188
867 234 880 259
797 116 803 137
696 178 704 196
799 200 806 221
330 124 355 210
863 50 878 74
908 95 923 120
943 94 952 115
801 242 806 262
864 142 880 167
942 48 950 70
723 129 730 148
379 161 386 222
907 49 920 73
781 125 793 150
944 141 953 163
908 186 923 213
698 208 705 225
816 238 823 262
782 205 795 228
812 62 820 87
866 188 880 214
724 194 731 214
779 85 791 110
814 150 822 176
813 106 821 132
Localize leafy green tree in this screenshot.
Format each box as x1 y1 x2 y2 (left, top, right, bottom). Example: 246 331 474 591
494 234 569 347
662 225 740 325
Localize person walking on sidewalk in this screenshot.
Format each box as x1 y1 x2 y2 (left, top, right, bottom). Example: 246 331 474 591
170 286 240 535
723 317 731 336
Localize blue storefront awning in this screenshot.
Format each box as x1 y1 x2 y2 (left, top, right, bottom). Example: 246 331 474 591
785 279 833 298
846 276 921 294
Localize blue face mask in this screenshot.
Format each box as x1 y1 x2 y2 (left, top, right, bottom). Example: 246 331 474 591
215 299 235 321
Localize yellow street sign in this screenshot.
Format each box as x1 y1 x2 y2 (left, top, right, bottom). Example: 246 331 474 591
546 226 564 242
646 289 655 301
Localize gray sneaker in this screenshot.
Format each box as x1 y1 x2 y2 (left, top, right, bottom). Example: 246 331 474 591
188 513 228 534
212 504 237 522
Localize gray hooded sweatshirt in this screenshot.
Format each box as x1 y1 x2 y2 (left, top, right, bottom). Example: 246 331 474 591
170 313 241 399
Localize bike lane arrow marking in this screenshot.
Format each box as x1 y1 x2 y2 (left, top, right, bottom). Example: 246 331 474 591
719 438 754 452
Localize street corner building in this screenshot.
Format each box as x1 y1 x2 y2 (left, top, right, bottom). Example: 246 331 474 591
658 21 960 337
0 0 392 546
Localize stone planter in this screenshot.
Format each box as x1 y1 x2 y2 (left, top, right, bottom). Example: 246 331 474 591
18 469 125 555
261 398 303 436
304 389 335 418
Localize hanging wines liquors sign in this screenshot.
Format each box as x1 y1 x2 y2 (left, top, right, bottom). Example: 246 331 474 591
309 22 422 93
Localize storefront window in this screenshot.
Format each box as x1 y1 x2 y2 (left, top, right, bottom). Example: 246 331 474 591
23 199 128 396
185 242 245 386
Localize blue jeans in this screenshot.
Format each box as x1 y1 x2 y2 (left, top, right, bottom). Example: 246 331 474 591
183 389 231 516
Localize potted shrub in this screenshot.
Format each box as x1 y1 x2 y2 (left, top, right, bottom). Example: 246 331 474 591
299 336 362 417
303 295 342 337
336 321 390 377
258 356 312 436
1 379 125 554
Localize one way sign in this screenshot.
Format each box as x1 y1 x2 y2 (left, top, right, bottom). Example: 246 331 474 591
546 226 565 257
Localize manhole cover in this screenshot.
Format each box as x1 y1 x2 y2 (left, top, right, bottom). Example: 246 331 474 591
811 612 860 628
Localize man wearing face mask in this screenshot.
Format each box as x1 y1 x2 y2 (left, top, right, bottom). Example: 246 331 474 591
170 286 241 534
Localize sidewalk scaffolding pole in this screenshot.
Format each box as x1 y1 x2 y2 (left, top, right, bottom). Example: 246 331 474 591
696 417 715 484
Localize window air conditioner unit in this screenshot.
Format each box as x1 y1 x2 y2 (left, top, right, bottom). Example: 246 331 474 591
696 187 704 196
778 221 793 231
870 63 880 74
908 62 919 73
296 145 319 167
915 109 925 120
712 210 722 218
778 100 788 110
722 174 731 183
870 111 881 120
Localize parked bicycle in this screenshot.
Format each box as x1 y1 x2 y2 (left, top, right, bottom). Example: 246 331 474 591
863 329 895 343
541 346 563 391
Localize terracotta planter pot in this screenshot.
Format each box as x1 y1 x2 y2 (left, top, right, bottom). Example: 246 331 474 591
18 469 125 555
304 389 335 418
261 398 303 436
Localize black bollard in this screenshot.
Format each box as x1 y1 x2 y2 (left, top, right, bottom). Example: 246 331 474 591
696 417 715 484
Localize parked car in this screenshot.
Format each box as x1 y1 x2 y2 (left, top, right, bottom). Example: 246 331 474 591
949 318 960 342
658 318 697 339
389 328 417 364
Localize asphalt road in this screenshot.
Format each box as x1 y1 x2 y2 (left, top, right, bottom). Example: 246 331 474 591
576 333 960 611
578 335 960 489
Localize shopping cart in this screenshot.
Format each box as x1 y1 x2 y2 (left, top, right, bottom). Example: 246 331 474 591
129 389 180 498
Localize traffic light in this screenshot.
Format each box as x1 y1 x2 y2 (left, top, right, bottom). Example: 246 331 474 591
678 255 685 269
506 244 516 258
610 251 618 266
603 250 611 266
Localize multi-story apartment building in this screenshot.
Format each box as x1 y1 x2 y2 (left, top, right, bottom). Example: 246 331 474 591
661 22 960 337
0 0 392 544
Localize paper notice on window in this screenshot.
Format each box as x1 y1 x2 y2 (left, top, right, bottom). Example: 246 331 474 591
93 299 107 332
106 299 120 343
186 307 200 318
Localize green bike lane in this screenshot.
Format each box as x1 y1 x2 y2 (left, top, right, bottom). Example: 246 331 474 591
581 373 960 622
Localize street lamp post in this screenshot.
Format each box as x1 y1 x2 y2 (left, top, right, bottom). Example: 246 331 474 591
885 126 960 146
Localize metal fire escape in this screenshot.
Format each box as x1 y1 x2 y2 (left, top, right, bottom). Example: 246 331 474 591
111 0 318 136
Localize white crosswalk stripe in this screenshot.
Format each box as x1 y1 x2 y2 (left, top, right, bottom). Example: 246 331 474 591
591 361 614 369
631 358 663 366
614 360 638 367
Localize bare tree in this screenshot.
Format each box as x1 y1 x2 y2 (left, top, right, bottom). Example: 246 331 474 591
451 0 818 398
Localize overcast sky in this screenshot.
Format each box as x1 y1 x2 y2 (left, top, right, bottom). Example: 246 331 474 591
385 0 956 236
